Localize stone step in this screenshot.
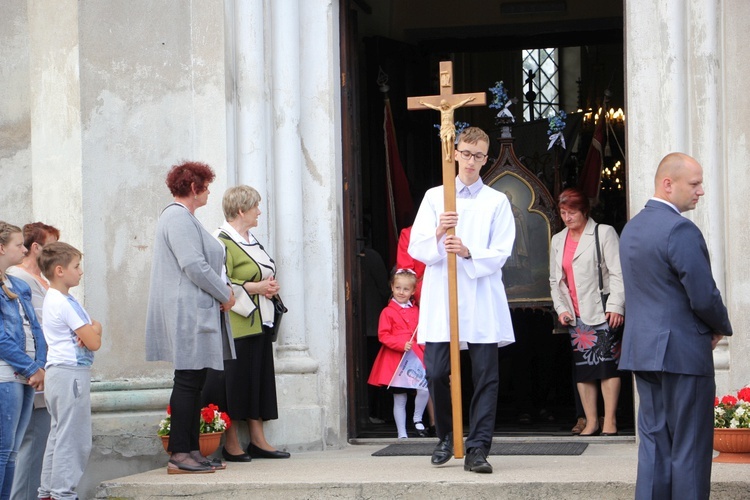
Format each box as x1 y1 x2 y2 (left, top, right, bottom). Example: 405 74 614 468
95 442 749 499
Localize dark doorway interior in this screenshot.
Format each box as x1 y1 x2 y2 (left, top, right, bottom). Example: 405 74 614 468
342 0 632 439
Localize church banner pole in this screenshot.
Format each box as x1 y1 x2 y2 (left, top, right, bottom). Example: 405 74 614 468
407 61 486 459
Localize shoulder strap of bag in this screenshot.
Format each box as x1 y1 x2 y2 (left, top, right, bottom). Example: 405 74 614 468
594 223 604 294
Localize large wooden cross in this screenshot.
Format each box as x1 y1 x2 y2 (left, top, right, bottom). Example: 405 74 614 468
407 61 486 459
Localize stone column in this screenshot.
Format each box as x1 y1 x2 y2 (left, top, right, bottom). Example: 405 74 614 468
28 0 85 257
626 0 688 211
1 1 33 225
229 0 271 244
298 0 347 447
722 0 750 393
685 0 731 379
269 0 318 374
225 0 323 450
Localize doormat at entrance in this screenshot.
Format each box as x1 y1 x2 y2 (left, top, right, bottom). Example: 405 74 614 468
372 442 588 457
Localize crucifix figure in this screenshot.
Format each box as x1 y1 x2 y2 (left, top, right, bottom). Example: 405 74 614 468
409 62 511 468
418 97 476 160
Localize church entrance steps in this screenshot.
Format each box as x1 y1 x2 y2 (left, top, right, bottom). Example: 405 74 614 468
96 442 748 499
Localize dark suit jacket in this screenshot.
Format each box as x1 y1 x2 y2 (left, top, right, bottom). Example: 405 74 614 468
619 199 732 376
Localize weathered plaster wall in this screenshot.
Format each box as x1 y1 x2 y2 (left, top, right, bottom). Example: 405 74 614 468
296 0 345 448
625 0 748 394
28 0 85 255
0 1 32 224
722 0 750 393
76 0 229 380
24 1 230 497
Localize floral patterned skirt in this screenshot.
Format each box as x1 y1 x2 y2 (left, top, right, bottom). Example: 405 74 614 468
568 318 621 382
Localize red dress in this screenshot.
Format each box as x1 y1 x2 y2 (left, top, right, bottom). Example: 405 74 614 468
396 226 426 303
367 300 424 387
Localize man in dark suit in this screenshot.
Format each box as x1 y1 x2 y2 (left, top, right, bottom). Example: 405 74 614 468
619 152 732 500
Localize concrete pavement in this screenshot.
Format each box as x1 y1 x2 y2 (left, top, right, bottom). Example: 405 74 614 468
96 437 749 499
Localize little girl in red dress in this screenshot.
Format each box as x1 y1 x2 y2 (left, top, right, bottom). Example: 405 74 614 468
367 269 429 439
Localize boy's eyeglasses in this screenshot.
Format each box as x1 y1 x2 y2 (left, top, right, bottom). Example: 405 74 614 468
456 150 488 161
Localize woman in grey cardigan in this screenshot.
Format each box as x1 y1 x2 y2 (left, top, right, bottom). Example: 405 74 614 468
145 161 236 474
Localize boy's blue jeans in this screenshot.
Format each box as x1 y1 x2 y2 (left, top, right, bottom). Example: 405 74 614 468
0 382 34 500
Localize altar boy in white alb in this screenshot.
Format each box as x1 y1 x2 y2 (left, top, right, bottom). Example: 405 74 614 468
409 127 515 474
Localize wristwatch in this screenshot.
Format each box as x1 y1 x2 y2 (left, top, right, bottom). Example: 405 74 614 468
464 249 472 260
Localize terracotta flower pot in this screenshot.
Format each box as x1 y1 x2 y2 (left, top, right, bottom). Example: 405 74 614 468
713 428 750 463
160 431 224 458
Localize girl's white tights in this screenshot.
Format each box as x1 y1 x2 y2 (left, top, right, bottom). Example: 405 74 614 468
393 393 408 438
413 389 429 428
393 390 430 438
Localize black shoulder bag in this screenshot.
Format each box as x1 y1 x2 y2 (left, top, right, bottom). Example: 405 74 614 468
594 223 608 313
219 231 288 342
263 295 288 343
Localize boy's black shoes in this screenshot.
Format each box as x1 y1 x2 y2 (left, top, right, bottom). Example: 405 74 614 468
464 447 493 473
430 433 454 465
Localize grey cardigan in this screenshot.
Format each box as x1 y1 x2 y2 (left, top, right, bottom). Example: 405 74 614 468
145 203 235 370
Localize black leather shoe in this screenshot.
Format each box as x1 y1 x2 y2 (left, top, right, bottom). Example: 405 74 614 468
464 447 493 473
430 433 454 465
222 447 251 462
247 443 291 459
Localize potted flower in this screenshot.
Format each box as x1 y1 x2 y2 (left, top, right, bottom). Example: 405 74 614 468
158 403 231 457
713 386 750 463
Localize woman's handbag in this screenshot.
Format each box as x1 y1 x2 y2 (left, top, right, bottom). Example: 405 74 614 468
262 295 288 342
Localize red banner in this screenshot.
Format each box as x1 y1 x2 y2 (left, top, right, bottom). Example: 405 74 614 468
578 111 606 205
383 98 414 266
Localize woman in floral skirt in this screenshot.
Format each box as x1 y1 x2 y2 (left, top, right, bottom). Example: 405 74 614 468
549 188 625 436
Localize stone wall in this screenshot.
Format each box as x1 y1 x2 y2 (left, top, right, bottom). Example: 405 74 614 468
5 1 344 498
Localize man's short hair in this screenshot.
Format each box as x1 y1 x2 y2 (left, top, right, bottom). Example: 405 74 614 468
38 241 83 280
222 185 262 221
457 127 489 146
